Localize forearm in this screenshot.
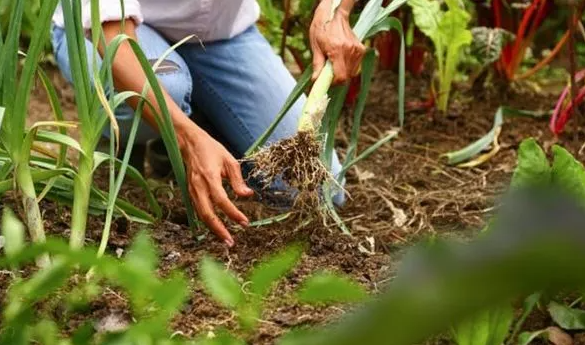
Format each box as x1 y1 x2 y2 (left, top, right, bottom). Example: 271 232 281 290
99 20 200 145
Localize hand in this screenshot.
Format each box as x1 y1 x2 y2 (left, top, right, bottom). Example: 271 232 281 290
309 0 366 84
176 121 254 247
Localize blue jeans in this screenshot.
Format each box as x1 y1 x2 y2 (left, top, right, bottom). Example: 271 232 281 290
51 24 344 205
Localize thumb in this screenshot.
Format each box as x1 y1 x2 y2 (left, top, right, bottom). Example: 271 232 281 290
312 47 326 81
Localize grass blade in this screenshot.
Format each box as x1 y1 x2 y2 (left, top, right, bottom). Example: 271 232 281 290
340 130 399 178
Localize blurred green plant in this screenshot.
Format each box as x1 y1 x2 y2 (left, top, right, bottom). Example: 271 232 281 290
0 0 41 43
198 244 367 342
257 0 316 69
0 208 190 344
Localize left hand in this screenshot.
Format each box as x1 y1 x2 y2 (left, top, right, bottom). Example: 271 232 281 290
309 0 366 84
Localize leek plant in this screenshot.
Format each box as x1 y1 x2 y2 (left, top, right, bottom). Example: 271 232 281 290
247 0 406 229
0 0 61 267
60 0 196 249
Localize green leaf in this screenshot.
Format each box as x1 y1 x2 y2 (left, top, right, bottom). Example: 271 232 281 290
125 232 158 274
194 329 246 345
510 293 542 342
436 0 472 112
511 139 551 188
443 108 548 166
1 208 24 258
548 301 585 330
452 304 514 345
34 130 85 155
470 27 515 66
551 145 585 202
200 256 243 309
248 245 304 297
517 329 548 345
297 271 368 305
407 0 442 40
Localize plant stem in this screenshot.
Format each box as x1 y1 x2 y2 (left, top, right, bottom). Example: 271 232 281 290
15 163 50 267
70 154 94 250
298 61 334 131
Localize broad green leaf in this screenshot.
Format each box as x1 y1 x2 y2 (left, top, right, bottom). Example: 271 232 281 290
511 139 550 188
31 320 60 345
548 301 585 330
517 329 548 345
125 232 158 274
470 27 515 66
551 145 585 202
153 273 189 316
407 0 442 40
200 257 243 309
452 304 514 345
436 0 472 112
1 208 24 258
297 271 367 305
248 245 304 297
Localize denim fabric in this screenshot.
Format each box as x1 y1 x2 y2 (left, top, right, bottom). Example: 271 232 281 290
51 23 345 205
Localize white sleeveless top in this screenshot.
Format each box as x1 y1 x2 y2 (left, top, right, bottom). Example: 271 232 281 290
52 0 261 43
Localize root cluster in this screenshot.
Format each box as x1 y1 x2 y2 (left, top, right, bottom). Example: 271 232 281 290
250 131 333 213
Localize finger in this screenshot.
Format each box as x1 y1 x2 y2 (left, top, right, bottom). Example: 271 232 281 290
225 159 253 197
191 176 235 247
312 46 326 81
208 177 249 227
331 54 349 85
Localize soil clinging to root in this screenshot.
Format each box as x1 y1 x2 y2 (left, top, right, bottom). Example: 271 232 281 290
250 130 334 213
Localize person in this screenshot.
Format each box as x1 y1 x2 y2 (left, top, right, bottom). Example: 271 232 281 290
51 0 366 247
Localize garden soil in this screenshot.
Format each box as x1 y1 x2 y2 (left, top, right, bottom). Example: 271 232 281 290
2 67 585 344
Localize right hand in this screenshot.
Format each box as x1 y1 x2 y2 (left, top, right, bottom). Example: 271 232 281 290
176 120 254 247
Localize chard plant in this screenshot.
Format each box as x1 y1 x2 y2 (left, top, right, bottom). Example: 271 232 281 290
408 0 472 113
247 0 406 231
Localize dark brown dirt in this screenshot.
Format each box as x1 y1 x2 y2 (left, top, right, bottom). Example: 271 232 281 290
3 67 585 344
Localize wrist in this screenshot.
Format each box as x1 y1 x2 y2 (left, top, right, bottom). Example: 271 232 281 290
174 117 205 151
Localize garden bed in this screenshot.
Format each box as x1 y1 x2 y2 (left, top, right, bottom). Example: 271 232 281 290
2 67 579 343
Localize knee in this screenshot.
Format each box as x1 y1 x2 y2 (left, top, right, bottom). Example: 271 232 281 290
151 59 193 115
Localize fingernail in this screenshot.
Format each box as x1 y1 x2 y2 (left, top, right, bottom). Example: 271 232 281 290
224 239 234 247
239 220 249 228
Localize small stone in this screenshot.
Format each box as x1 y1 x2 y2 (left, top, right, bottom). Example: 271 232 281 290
165 251 181 261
